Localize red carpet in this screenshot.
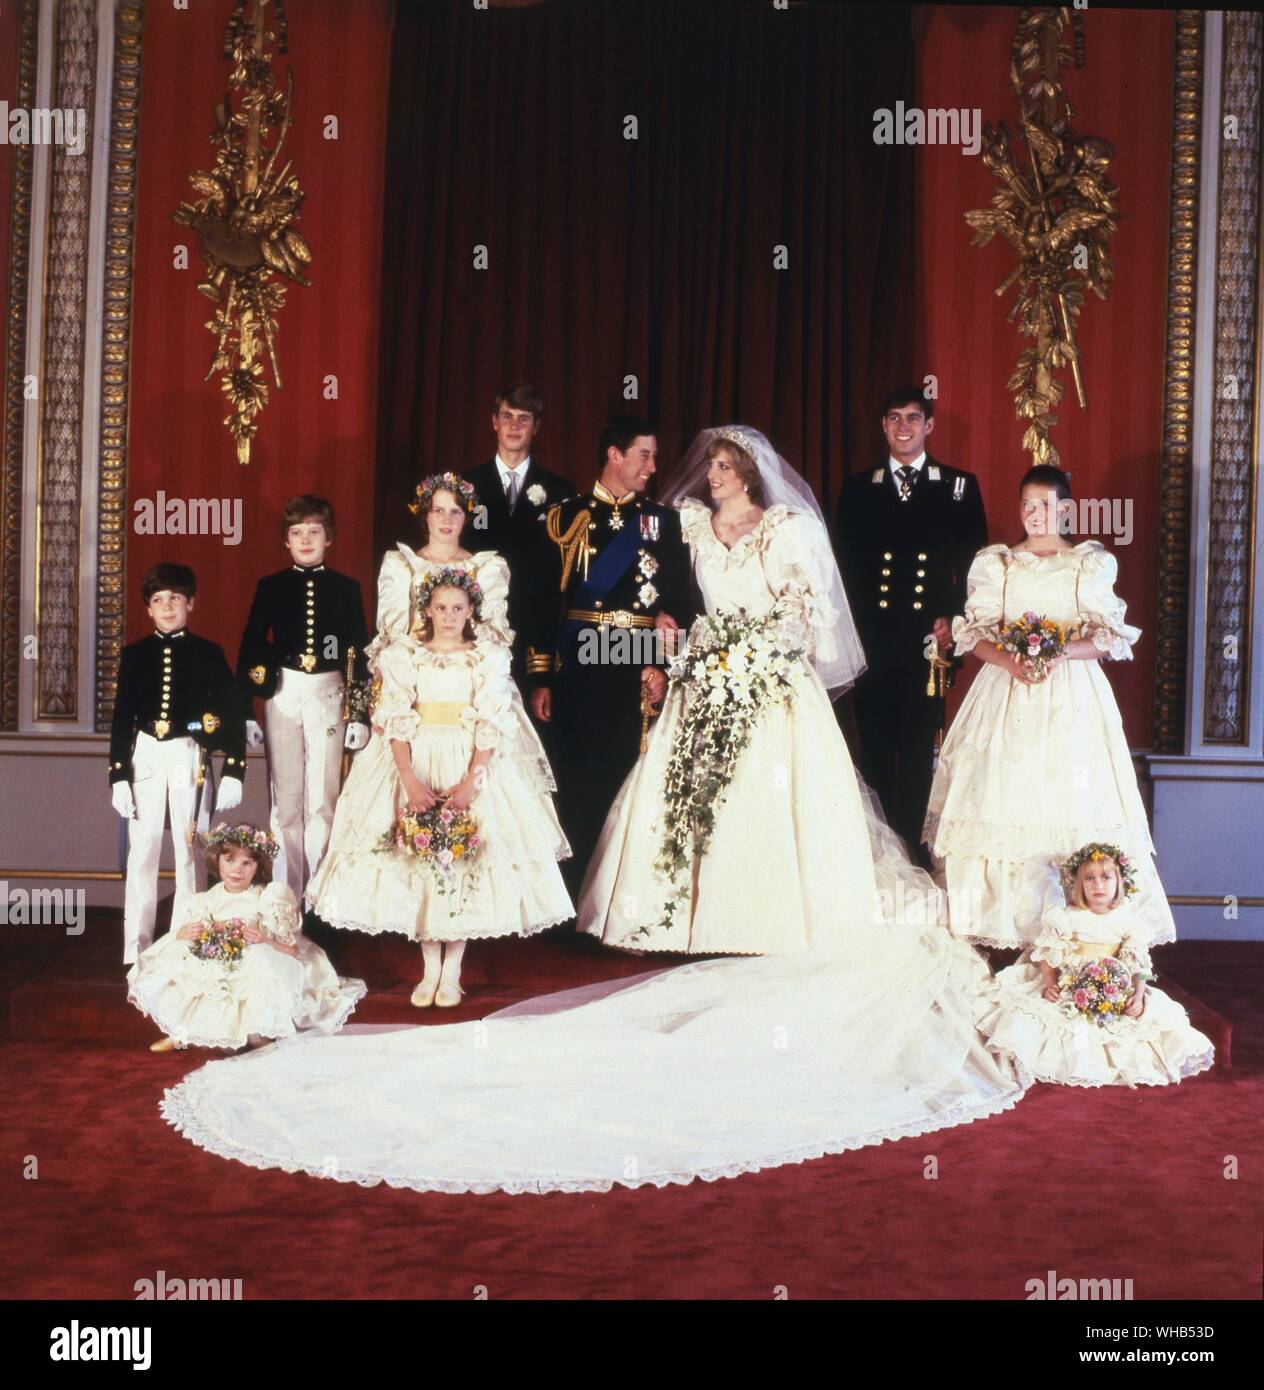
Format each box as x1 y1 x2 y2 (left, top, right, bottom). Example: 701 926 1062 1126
2 911 1259 1299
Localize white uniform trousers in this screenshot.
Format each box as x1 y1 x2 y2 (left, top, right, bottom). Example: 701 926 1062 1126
123 732 203 963
263 668 346 904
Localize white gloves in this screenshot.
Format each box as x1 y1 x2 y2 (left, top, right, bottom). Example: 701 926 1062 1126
343 721 370 752
245 720 265 749
215 775 243 811
111 782 135 819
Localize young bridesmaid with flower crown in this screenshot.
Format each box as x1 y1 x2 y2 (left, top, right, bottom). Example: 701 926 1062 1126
977 844 1213 1088
308 570 573 1007
127 821 364 1052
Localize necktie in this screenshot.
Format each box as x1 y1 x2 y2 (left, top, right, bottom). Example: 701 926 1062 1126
505 470 522 511
896 465 916 501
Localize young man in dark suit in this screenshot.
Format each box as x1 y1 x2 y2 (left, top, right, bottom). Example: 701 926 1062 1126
462 383 572 692
835 386 988 860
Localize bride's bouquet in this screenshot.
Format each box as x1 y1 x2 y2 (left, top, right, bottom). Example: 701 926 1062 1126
377 805 482 914
648 607 806 933
188 919 248 971
1056 956 1135 1029
995 611 1073 682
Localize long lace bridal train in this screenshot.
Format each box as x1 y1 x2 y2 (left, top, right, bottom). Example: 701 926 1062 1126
159 785 1029 1196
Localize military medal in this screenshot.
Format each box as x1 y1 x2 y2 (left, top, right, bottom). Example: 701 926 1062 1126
640 513 659 541
153 718 170 738
608 509 625 532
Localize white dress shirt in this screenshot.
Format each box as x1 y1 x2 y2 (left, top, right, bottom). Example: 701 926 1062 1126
495 454 531 500
887 451 927 480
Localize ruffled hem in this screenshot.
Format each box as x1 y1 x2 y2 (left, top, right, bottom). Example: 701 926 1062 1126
923 813 1156 861
158 1065 1031 1196
315 909 575 942
129 979 366 1052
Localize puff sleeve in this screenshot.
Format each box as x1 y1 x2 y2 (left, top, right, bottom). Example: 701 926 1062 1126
952 546 1007 656
372 639 423 743
365 548 415 668
173 889 216 931
258 882 301 945
1029 906 1078 971
760 508 841 663
470 553 514 648
1076 543 1141 661
467 640 516 752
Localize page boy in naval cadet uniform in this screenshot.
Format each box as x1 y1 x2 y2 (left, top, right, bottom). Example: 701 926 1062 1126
109 563 247 964
835 386 988 859
527 415 695 892
236 495 371 904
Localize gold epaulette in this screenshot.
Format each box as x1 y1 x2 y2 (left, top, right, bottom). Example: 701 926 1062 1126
545 502 592 590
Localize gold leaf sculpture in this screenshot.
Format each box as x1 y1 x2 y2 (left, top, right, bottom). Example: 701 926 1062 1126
964 7 1116 468
173 0 311 465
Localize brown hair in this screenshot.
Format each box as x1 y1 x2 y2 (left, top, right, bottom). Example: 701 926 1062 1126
705 439 765 506
281 494 335 541
493 382 544 420
205 839 273 887
414 486 470 547
417 582 477 644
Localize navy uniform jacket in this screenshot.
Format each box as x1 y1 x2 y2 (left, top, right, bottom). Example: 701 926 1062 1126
236 564 370 702
525 488 695 688
835 457 988 673
108 628 246 785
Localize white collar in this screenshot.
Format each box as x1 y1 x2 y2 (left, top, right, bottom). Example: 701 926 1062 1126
888 452 927 474
495 454 530 478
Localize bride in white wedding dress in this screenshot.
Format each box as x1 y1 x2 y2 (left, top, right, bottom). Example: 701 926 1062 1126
160 427 1030 1195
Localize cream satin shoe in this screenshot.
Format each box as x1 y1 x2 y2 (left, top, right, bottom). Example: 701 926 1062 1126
149 1036 177 1053
434 980 464 1008
411 977 439 1008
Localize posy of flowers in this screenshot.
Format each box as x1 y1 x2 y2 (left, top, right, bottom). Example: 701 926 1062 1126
377 804 482 915
995 611 1073 682
1057 956 1135 1029
188 918 248 970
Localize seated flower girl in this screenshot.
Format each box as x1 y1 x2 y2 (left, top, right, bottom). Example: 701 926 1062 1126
978 843 1214 1088
127 822 365 1052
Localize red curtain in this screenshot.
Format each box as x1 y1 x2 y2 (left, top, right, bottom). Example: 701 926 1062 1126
914 6 1176 744
373 0 915 555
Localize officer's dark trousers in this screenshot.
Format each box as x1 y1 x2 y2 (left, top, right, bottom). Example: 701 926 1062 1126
851 663 944 860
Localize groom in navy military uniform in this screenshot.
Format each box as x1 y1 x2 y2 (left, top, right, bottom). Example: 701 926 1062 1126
462 383 572 694
528 414 694 893
836 386 988 860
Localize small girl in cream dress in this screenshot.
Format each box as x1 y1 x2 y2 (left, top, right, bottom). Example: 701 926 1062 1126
308 569 572 1006
127 823 364 1051
978 844 1213 1088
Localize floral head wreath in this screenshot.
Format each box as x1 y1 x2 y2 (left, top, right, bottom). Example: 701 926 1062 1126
407 471 480 517
416 566 484 621
202 822 279 861
1060 842 1138 900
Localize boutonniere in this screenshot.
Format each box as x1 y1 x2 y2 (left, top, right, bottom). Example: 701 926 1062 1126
526 483 547 507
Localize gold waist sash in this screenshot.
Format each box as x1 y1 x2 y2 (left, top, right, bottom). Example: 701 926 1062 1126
1070 939 1121 961
413 701 465 727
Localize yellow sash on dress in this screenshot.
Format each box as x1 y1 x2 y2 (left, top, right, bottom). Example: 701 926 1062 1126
1070 938 1121 961
414 701 465 727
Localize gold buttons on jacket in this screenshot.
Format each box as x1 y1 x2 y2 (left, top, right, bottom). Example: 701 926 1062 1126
879 600 889 608
912 601 923 610
881 567 891 576
914 584 924 593
917 552 927 561
883 551 893 561
879 584 889 592
916 568 925 577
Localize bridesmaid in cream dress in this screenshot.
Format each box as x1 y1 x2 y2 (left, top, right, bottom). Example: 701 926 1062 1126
580 427 880 955
923 465 1176 949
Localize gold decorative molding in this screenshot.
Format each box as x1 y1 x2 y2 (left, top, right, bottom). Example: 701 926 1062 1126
95 1 145 733
1153 11 1205 755
1201 11 1262 745
0 0 38 731
35 0 98 721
